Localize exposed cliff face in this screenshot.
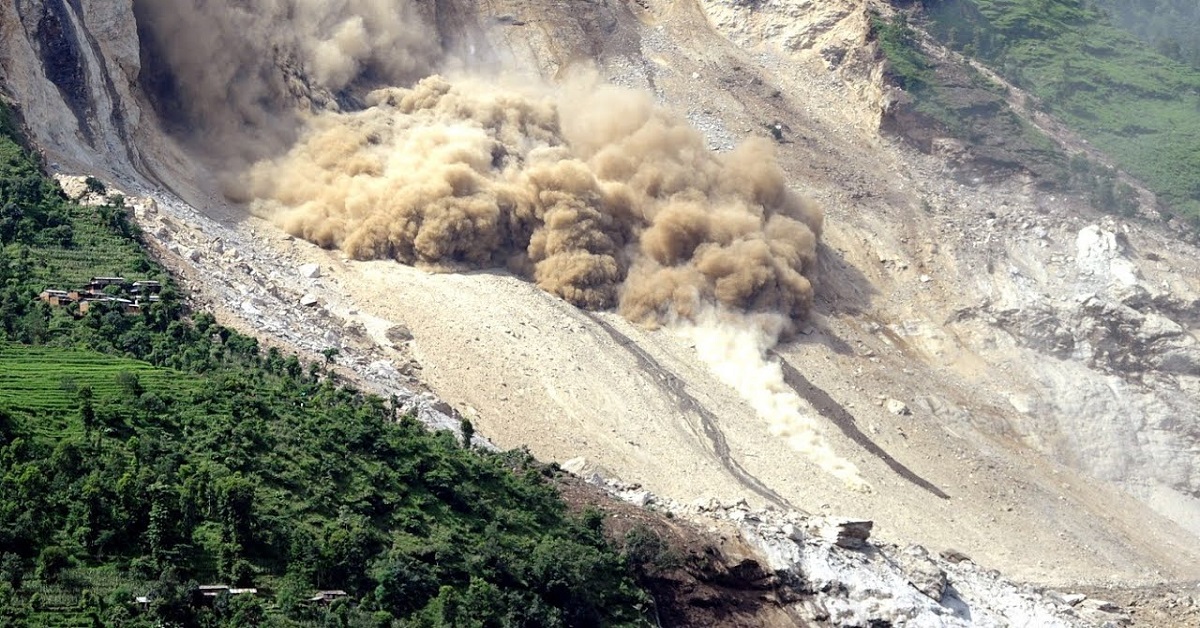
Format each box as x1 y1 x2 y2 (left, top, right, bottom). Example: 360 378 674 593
3 0 1200 618
690 0 1200 536
0 0 143 173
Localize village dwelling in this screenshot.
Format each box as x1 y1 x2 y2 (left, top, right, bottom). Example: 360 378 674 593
307 590 348 605
131 280 162 295
197 585 258 601
39 276 160 316
87 276 126 291
78 296 141 315
38 289 72 306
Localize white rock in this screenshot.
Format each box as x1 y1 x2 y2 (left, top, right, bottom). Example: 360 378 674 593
299 263 322 279
626 490 653 507
300 293 319 307
560 457 588 476
886 399 911 415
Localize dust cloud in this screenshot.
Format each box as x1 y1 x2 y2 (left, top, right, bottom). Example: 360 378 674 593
136 2 865 488
679 310 871 491
243 74 867 488
244 75 824 322
133 0 440 160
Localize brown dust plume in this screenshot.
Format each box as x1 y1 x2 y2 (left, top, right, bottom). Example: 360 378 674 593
243 74 870 489
244 75 824 326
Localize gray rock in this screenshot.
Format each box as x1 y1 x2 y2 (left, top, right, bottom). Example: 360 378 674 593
386 325 414 344
300 293 319 307
886 399 911 415
1079 599 1121 613
940 548 972 564
299 263 322 279
894 545 947 601
626 490 653 507
1077 598 1131 626
811 518 873 549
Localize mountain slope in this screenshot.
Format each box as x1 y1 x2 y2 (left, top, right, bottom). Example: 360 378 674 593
2 0 1199 610
915 0 1200 222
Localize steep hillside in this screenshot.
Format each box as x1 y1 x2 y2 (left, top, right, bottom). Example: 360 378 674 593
0 106 661 626
2 0 1200 625
910 0 1200 223
1092 0 1200 68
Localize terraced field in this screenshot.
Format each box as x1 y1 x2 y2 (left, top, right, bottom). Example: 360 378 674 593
0 343 191 417
21 206 151 288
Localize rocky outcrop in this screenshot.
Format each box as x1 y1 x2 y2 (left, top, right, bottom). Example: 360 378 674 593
944 222 1200 530
0 0 145 174
578 464 1092 626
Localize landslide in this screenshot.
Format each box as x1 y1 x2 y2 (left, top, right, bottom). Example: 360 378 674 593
4 0 1200 593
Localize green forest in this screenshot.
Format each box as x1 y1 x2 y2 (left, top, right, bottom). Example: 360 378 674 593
0 103 653 626
883 0 1200 223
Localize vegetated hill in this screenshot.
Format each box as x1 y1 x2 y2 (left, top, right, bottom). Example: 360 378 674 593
1090 0 1200 69
882 0 1200 224
6 1 1200 625
0 104 654 627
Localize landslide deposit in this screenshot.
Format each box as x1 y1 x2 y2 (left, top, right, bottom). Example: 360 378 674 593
4 0 1200 624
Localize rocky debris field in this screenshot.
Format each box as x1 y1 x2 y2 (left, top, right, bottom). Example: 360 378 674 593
563 458 1169 628
53 175 477 442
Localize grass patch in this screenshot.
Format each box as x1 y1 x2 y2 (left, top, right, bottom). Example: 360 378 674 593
920 0 1200 221
0 343 192 415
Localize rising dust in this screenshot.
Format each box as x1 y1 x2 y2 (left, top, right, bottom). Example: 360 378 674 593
137 0 867 489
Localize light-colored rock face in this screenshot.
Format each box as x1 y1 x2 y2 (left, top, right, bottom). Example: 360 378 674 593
5 0 1200 592
0 0 142 174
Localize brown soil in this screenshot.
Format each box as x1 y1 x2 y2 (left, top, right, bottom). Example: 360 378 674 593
556 476 811 628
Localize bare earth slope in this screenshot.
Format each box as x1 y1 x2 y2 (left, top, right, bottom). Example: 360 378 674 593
4 0 1200 595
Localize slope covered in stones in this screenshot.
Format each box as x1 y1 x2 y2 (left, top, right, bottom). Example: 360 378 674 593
2 3 1199 627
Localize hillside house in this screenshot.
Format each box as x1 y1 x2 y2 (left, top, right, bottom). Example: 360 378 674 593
39 289 74 306
41 277 158 317
131 280 162 294
78 296 140 315
307 590 348 605
197 585 258 600
86 276 127 295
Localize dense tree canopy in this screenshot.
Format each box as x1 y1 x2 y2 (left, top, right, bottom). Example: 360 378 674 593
0 102 651 626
